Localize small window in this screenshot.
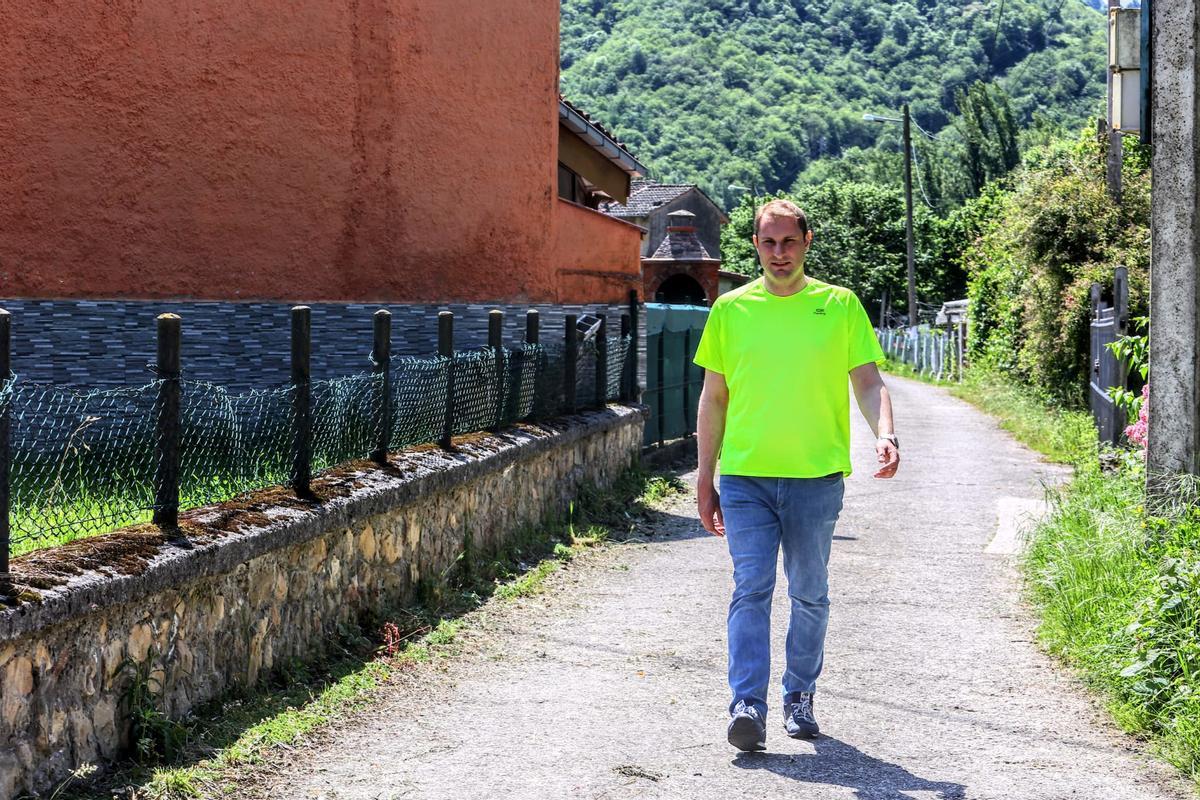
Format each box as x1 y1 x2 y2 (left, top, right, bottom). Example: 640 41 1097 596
558 163 580 203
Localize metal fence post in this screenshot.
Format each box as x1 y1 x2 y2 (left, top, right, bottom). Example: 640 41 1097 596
526 309 539 345
0 309 10 576
153 313 182 527
959 322 966 380
521 309 539 422
489 310 505 429
1114 265 1130 380
1114 265 1131 438
564 314 578 414
439 311 455 449
682 327 693 436
372 309 392 465
628 290 640 403
596 314 607 408
656 326 665 447
291 307 312 496
619 313 631 402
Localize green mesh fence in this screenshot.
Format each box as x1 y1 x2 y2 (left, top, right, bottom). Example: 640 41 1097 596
575 338 599 410
179 382 293 506
3 333 632 558
507 344 542 423
534 341 568 418
452 350 500 435
311 374 379 471
8 381 160 553
390 356 450 448
606 336 630 402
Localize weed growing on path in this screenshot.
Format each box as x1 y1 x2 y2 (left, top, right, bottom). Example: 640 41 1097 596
120 650 187 766
640 474 688 505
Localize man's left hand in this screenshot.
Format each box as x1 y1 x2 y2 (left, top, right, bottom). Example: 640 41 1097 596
874 439 899 479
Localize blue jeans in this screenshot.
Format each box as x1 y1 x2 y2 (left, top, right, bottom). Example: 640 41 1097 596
720 474 845 717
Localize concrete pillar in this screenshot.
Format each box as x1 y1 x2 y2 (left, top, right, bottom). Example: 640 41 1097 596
1147 1 1200 479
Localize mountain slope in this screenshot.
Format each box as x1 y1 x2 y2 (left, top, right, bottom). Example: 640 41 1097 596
560 0 1107 208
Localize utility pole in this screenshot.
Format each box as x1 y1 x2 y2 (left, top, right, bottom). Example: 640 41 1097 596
902 104 917 327
1147 0 1199 483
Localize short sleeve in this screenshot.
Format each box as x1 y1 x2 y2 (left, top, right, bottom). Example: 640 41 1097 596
847 294 885 370
693 302 724 374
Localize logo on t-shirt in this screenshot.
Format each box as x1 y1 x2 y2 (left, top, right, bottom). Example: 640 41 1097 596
813 308 827 316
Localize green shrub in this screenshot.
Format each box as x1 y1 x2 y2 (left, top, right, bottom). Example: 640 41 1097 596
1026 456 1200 781
963 126 1150 406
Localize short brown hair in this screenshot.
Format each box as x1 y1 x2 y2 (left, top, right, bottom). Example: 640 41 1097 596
753 199 809 238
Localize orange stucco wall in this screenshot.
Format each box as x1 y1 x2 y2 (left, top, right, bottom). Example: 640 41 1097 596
0 2 631 304
553 199 644 302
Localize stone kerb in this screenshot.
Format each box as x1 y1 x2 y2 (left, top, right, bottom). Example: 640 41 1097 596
0 405 646 800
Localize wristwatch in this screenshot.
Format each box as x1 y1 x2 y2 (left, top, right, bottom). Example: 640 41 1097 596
878 433 899 449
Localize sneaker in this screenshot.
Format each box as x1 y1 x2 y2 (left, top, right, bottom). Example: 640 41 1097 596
783 692 819 739
727 700 767 752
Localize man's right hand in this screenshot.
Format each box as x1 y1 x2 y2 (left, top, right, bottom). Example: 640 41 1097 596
697 479 726 537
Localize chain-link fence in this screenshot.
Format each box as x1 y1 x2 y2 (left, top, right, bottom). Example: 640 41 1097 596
0 309 636 561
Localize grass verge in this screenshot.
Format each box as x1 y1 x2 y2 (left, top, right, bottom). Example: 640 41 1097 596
882 359 1095 465
1024 455 1200 786
59 467 686 800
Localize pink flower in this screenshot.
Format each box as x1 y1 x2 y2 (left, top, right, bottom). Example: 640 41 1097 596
1124 383 1149 448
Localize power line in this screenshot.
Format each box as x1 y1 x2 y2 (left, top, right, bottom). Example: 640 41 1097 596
991 0 1008 64
913 121 941 141
910 144 936 209
1006 0 1071 88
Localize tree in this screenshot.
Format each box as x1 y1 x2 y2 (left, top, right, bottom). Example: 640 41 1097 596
559 0 1106 210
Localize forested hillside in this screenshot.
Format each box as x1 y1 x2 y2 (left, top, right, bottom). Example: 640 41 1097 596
560 0 1107 209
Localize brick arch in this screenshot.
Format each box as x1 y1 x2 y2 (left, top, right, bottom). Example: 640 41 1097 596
642 260 719 305
655 273 707 305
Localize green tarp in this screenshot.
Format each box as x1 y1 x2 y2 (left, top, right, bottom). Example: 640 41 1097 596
643 303 708 446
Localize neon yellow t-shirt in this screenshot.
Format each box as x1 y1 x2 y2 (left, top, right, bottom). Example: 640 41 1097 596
692 277 884 478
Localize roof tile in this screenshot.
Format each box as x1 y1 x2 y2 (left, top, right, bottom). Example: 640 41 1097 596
601 181 693 217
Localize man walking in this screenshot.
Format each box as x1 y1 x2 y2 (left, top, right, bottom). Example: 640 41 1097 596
693 198 899 751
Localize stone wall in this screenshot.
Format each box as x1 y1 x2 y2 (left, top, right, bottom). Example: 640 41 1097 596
0 406 644 799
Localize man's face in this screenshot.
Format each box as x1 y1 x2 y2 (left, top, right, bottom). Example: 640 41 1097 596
752 213 813 294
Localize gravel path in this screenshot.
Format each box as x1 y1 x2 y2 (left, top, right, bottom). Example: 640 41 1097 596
245 375 1194 800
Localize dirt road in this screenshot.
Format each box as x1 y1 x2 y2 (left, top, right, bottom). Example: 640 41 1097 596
244 375 1192 800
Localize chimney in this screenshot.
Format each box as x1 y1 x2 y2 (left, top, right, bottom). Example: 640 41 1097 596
666 209 697 234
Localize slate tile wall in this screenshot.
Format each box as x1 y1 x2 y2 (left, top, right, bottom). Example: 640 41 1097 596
0 300 633 392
